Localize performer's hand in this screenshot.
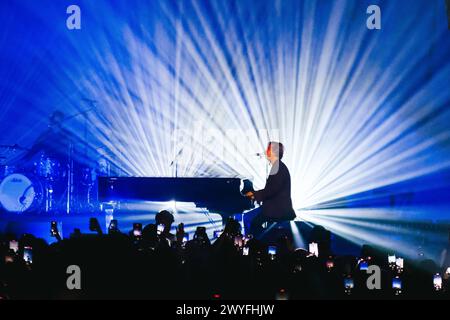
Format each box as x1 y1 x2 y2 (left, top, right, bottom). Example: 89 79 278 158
245 191 255 200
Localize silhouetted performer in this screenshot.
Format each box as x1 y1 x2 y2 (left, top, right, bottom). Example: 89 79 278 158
244 142 296 237
23 111 76 161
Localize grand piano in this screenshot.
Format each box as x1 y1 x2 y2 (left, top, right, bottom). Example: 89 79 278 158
97 177 255 222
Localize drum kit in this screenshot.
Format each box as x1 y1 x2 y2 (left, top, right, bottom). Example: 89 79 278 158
0 145 105 215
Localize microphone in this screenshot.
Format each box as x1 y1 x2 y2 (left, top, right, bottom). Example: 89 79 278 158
254 152 265 157
170 148 183 166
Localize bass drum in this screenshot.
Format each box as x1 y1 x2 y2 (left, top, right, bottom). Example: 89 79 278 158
0 173 43 213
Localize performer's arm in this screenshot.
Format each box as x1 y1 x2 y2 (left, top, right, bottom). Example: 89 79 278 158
253 171 284 202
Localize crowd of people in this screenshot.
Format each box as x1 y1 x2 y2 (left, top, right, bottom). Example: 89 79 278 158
0 210 449 300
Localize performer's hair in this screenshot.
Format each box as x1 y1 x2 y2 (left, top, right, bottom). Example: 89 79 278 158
49 110 65 124
269 141 284 159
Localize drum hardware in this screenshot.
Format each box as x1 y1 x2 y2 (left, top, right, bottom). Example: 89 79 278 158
0 138 104 214
0 173 43 213
0 169 100 214
45 181 54 213
0 106 103 214
0 144 29 151
1 165 17 180
66 143 74 214
97 156 111 177
81 167 95 186
34 152 62 181
0 144 28 181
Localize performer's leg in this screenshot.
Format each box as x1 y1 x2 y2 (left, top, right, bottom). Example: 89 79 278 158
243 207 261 235
249 209 269 238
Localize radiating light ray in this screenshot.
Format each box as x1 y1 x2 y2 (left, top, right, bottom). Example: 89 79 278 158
290 221 307 250
1 0 450 257
302 208 449 260
303 211 442 260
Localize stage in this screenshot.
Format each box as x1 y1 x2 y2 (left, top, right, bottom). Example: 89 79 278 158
1 0 450 301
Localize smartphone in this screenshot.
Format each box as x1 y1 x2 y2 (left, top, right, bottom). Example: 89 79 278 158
446 267 450 276
309 242 319 257
388 254 396 264
234 235 244 248
359 260 369 271
182 234 189 243
392 276 402 288
344 277 354 290
9 240 19 253
157 224 164 235
213 230 223 238
243 247 249 256
108 219 118 232
326 259 334 270
268 246 277 256
396 257 403 268
23 246 33 264
133 223 143 237
433 273 442 291
51 221 58 237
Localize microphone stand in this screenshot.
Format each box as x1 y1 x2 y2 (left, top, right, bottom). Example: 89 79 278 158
66 142 74 215
59 103 96 215
169 147 183 215
170 148 183 178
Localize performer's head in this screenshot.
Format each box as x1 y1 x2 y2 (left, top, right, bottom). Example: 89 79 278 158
266 141 284 162
49 110 65 128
